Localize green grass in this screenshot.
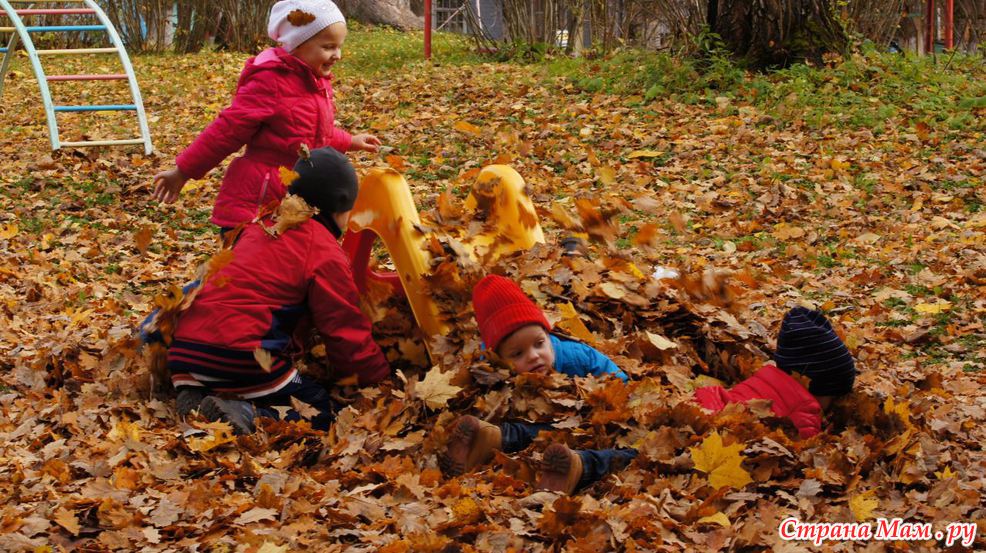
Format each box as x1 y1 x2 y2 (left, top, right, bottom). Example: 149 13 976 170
529 44 985 135
337 24 484 78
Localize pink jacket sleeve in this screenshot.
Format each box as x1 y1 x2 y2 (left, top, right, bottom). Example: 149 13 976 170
693 365 822 438
175 74 279 180
306 237 390 385
326 123 352 153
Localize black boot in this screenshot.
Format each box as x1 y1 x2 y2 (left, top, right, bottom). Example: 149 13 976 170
198 396 257 435
176 387 207 417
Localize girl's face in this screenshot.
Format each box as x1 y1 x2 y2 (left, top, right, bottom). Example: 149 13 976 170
292 22 347 78
496 324 555 375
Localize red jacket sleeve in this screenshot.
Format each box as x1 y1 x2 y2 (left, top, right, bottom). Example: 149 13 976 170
176 71 279 180
693 365 822 439
306 235 390 385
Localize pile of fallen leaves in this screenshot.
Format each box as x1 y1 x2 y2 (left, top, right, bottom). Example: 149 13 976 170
0 42 984 552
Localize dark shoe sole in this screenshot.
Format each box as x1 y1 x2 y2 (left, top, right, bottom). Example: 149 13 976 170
537 444 582 495
199 396 256 435
440 415 501 477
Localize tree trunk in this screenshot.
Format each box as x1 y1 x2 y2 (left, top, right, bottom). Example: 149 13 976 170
711 0 850 68
337 0 425 30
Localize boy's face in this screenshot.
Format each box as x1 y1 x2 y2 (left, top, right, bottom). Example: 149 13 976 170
496 324 555 375
293 22 347 78
333 210 351 234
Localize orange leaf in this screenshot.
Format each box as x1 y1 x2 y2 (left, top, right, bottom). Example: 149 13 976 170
633 223 660 247
453 120 482 136
134 224 154 256
386 154 406 172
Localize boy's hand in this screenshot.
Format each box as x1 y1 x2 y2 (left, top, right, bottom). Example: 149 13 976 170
152 167 188 204
351 133 382 153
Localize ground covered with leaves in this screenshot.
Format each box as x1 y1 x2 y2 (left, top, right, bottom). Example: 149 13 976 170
0 29 984 552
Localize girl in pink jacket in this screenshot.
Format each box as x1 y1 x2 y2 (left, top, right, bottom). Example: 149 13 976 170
153 0 380 230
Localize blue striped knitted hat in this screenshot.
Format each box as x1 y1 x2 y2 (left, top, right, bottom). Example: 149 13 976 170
774 307 857 396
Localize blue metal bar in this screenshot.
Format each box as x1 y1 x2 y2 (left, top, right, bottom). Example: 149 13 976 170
26 25 105 32
82 0 153 154
54 104 136 112
0 47 6 53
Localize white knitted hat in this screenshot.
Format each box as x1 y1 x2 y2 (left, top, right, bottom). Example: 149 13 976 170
268 0 346 52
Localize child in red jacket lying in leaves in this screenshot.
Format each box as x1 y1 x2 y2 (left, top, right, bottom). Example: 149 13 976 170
165 147 391 434
444 290 857 495
693 306 858 439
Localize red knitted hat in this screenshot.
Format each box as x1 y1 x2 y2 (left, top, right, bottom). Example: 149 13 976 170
472 275 551 353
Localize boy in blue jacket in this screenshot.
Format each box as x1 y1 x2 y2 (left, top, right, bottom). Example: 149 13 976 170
440 275 637 494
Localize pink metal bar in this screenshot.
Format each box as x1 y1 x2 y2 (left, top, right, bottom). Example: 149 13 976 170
15 8 96 15
47 73 127 81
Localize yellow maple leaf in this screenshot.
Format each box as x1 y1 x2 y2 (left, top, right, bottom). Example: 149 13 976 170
415 366 462 410
883 397 911 426
830 158 851 172
187 422 236 453
849 490 879 521
108 419 142 444
596 166 617 186
914 300 952 315
690 431 752 489
696 512 731 528
554 302 597 345
0 223 19 240
627 149 665 159
934 466 956 480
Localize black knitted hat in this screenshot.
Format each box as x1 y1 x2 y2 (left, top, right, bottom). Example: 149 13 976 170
774 307 857 396
287 147 358 235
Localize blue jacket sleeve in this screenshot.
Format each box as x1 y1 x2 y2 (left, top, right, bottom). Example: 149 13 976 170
551 334 628 382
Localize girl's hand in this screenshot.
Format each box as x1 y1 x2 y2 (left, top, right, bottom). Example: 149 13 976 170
152 167 188 204
351 133 382 153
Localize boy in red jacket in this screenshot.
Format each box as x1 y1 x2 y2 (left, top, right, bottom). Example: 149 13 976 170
167 147 390 434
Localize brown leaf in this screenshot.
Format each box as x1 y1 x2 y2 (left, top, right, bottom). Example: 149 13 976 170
286 9 316 26
290 397 321 420
414 366 462 410
53 507 80 536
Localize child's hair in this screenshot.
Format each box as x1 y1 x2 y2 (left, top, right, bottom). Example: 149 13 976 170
774 307 857 396
472 275 551 352
268 0 345 52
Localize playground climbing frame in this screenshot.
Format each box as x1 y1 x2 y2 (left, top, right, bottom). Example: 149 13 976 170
0 0 152 154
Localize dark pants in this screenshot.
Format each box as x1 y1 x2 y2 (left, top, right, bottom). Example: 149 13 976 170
575 448 639 490
499 421 639 489
252 374 338 431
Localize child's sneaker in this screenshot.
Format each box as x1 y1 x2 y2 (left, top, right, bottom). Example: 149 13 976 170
439 415 502 476
176 387 207 417
537 443 583 495
198 396 257 435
